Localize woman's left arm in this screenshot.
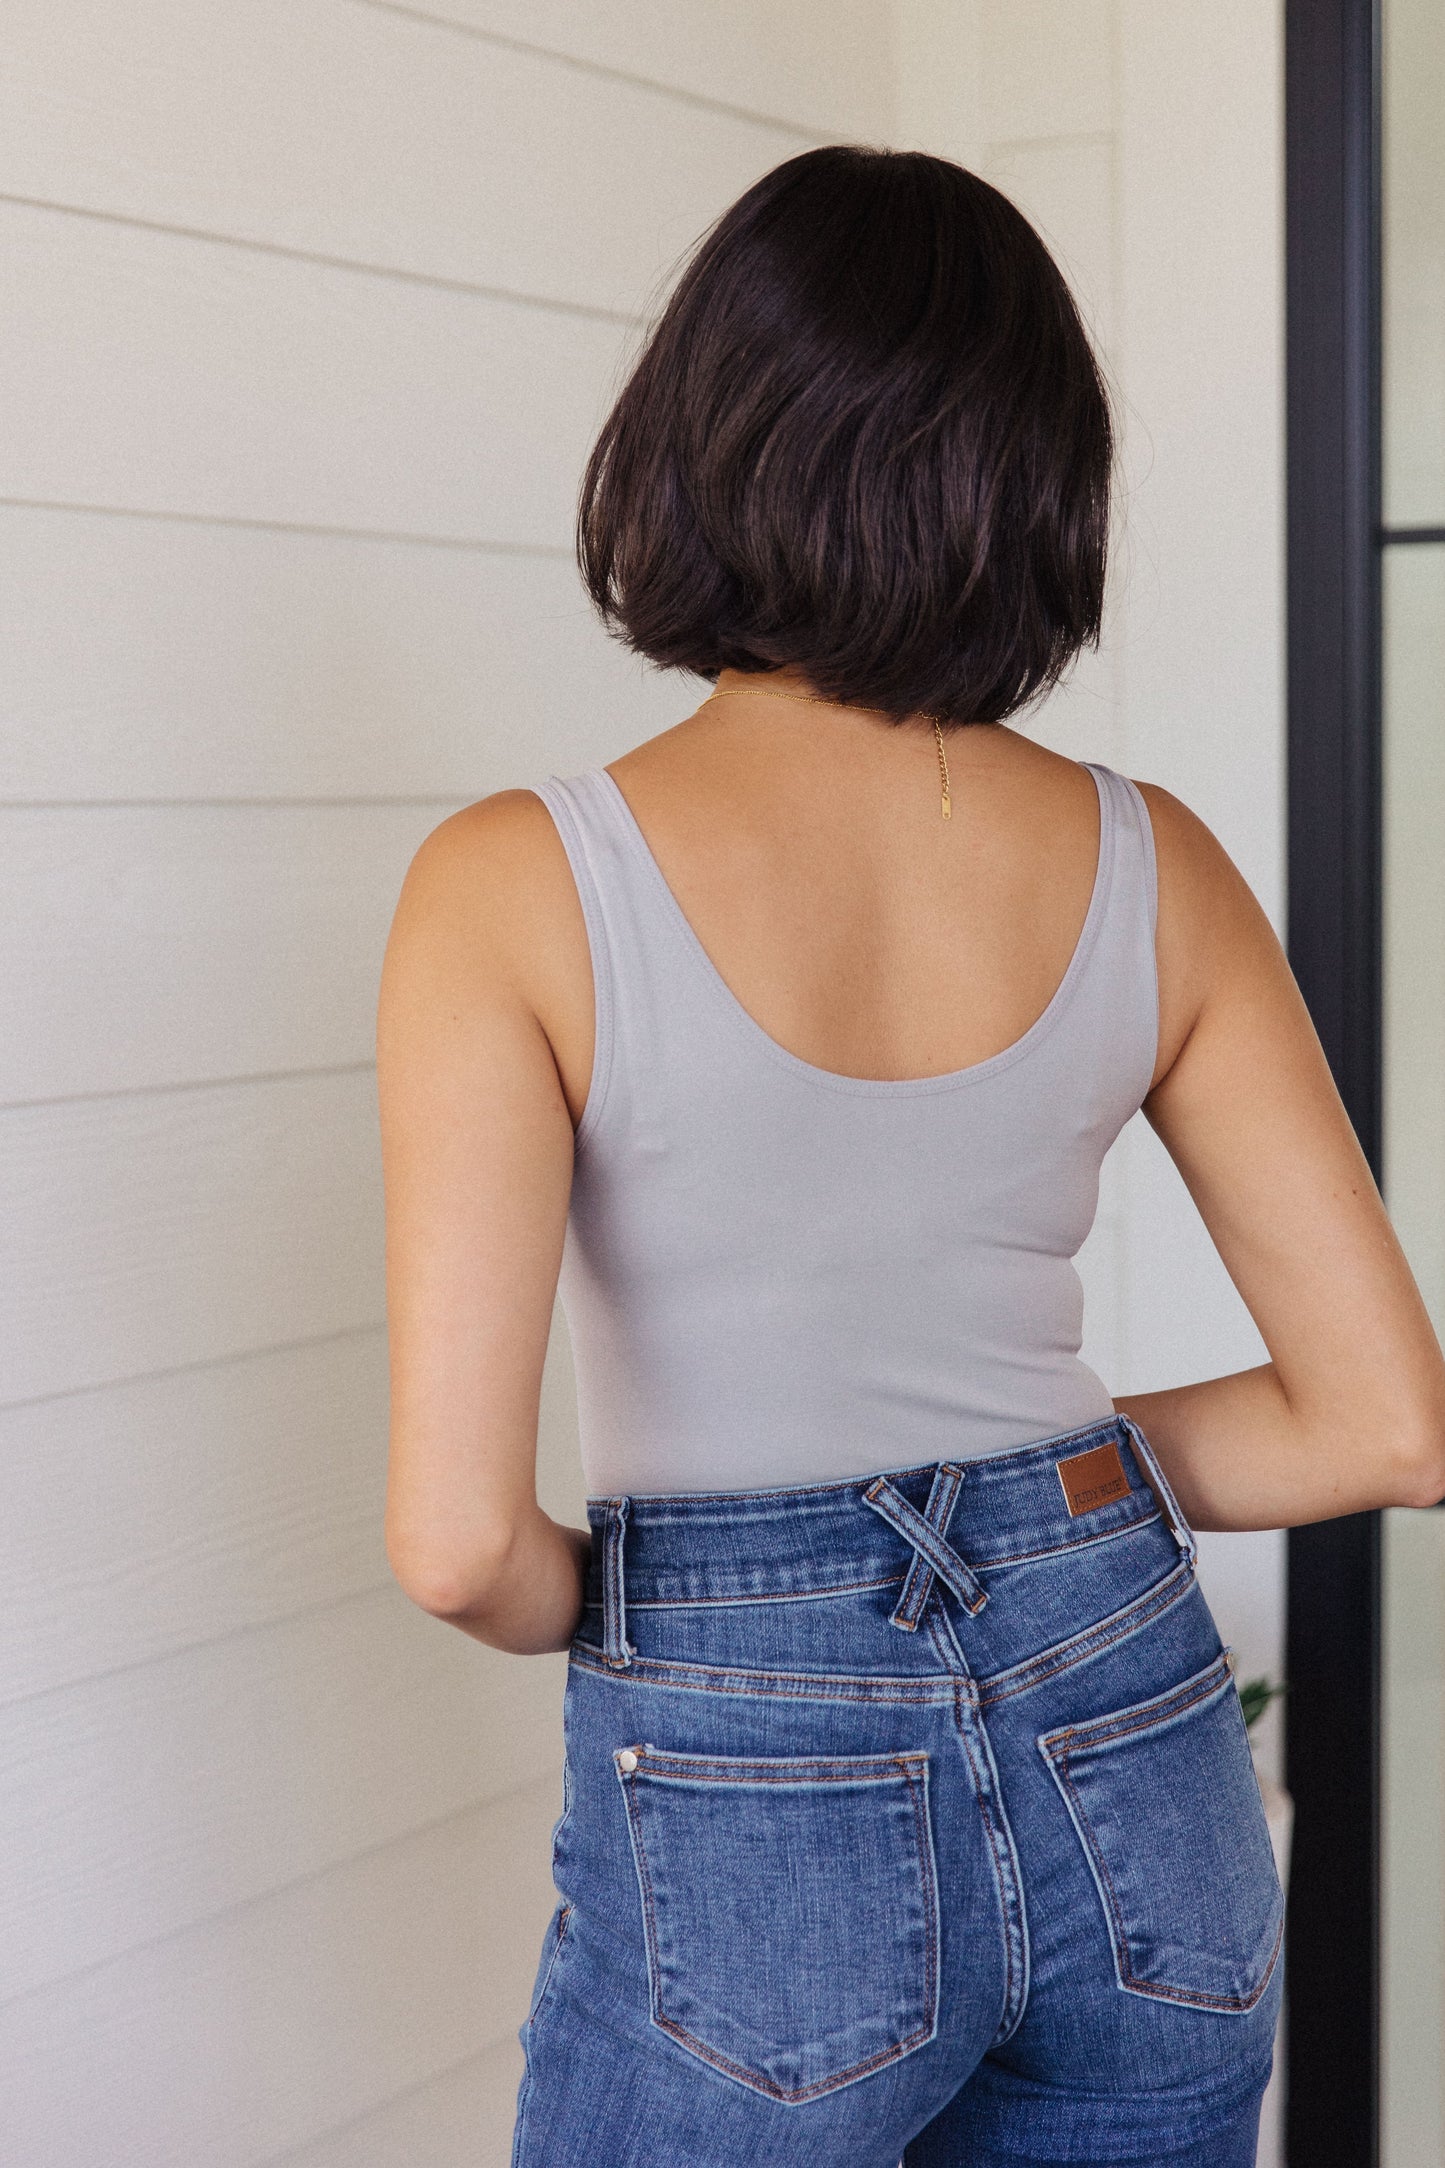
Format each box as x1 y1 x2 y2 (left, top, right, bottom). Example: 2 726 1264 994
376 792 590 1654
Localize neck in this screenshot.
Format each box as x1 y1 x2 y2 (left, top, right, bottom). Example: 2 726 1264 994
712 665 831 702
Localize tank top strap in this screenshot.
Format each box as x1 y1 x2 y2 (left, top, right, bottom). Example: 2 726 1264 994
1083 760 1158 935
531 766 719 1150
1077 760 1160 1104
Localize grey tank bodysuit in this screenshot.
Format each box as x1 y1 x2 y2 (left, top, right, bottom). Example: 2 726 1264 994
530 760 1158 1498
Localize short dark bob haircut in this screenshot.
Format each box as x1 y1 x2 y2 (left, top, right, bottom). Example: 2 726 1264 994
577 145 1116 727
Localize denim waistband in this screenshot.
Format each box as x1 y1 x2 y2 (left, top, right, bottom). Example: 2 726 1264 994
582 1413 1195 1666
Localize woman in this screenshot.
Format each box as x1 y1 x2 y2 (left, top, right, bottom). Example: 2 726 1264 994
376 148 1445 2167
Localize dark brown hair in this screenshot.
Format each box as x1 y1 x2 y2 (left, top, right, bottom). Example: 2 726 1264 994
576 145 1116 727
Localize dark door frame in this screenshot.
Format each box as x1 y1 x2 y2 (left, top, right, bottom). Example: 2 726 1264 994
1284 0 1382 2161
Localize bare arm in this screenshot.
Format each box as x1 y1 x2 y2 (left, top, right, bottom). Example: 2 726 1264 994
1115 783 1445 1530
376 792 589 1653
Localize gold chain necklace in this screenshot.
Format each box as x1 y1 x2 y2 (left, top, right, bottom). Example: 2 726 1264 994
699 686 952 820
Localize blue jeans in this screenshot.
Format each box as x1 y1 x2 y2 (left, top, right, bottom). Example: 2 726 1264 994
511 1415 1283 2166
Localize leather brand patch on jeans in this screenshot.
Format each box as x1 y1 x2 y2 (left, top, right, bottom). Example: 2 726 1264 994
1055 1438 1132 1516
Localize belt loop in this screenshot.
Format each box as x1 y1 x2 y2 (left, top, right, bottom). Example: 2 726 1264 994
863 1462 987 1627
1118 1413 1197 1566
601 1495 634 1668
891 1462 965 1629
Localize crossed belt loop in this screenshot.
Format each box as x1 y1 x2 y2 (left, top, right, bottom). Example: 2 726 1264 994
862 1461 987 1630
601 1495 634 1668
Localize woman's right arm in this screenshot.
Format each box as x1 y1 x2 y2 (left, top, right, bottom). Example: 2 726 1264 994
1113 781 1445 1533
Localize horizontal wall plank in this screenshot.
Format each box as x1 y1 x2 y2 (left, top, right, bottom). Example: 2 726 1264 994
0 1586 565 2001
0 505 691 801
0 1774 562 2167
0 199 622 543
1 1 805 321
0 806 436 1100
360 0 894 139
0 1071 382 1405
0 805 448 1101
0 1313 583 1706
262 2035 523 2168
0 1335 388 1703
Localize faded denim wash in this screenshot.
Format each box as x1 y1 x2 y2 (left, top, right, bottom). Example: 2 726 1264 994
510 1414 1284 2167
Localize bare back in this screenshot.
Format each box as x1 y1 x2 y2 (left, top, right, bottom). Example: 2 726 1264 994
513 696 1192 1135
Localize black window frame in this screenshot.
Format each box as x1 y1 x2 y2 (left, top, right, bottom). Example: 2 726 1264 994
1284 0 1382 2160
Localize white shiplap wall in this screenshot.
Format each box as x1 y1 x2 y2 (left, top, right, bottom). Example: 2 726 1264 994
0 7 894 2163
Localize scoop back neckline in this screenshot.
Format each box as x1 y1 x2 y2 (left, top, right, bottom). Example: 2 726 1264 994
586 761 1115 1098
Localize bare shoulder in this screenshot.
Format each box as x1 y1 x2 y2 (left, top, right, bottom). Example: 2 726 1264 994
373 792 591 1103
386 788 581 978
1131 776 1281 939
1128 777 1290 1088
397 787 567 913
1132 776 1244 883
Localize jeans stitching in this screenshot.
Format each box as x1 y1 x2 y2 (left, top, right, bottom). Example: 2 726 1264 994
1051 1751 1285 2012
602 1498 633 1668
580 1569 909 1610
1117 1412 1198 1565
980 1559 1196 1705
922 1612 1026 2042
529 1901 573 2022
891 1463 966 1629
865 1474 988 1617
648 2011 936 2102
568 1639 958 1703
621 1751 941 2101
1041 1656 1285 2014
966 1507 1161 1570
511 1900 574 2161
946 1681 1022 2038
570 1567 1196 1713
1038 1654 1231 1755
900 1756 943 2043
970 1703 1032 2047
618 1760 666 2037
624 1750 929 1782
582 1508 1163 1610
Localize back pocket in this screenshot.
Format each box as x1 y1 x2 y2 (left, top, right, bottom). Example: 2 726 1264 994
1039 1653 1285 2013
616 1742 940 2101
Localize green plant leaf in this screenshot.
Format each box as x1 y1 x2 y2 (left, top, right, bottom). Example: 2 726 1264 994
1238 1675 1287 1731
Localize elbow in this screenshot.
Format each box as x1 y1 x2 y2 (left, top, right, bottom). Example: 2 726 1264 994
1386 1420 1445 1512
385 1518 517 1621
389 1561 484 1622
1398 1454 1445 1513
